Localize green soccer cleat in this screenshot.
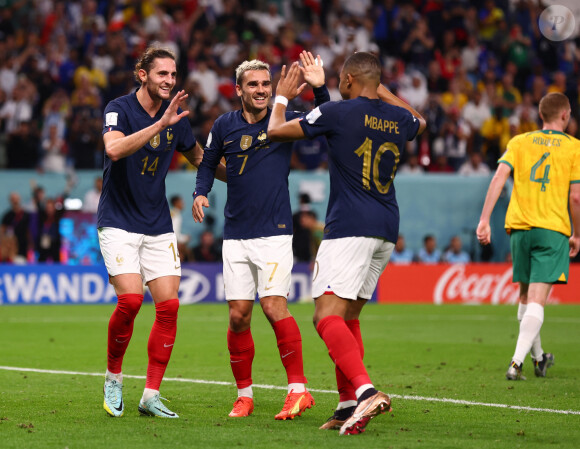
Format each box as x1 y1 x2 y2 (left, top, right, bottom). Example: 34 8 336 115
103 379 124 417
138 393 179 418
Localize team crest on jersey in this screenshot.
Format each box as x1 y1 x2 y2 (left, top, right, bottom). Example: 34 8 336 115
150 133 161 149
240 135 252 150
164 128 174 151
257 131 267 143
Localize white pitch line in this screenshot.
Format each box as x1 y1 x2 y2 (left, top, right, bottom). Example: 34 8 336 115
1 366 579 416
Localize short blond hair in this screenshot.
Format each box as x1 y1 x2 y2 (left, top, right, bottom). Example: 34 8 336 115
539 92 570 123
235 60 271 85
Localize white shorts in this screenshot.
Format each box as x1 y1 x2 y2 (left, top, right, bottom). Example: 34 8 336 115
98 227 181 283
222 235 293 300
312 236 395 300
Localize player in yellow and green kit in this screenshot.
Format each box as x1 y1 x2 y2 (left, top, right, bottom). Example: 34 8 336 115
476 92 580 380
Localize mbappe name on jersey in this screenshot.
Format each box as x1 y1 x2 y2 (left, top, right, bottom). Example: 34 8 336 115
364 114 399 134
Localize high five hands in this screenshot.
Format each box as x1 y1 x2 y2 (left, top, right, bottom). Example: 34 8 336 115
275 51 324 102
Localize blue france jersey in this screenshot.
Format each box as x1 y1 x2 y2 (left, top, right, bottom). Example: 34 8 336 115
97 92 196 235
299 97 420 242
195 109 304 239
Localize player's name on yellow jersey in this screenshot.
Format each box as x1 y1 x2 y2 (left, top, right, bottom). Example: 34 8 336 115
531 135 562 147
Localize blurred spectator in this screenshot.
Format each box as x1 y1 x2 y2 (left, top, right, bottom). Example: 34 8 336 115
429 154 453 173
462 90 491 133
40 122 67 173
390 234 414 264
188 58 219 106
440 78 468 113
461 34 482 75
443 235 470 263
0 78 35 135
432 109 470 171
247 4 287 37
1 192 31 263
292 193 315 263
170 194 190 261
497 72 522 117
5 120 40 168
192 230 221 263
0 233 18 263
512 108 538 135
401 17 434 73
398 70 428 111
416 234 442 263
68 107 103 169
83 176 102 213
478 0 505 43
426 60 447 93
567 117 578 138
290 136 328 171
35 197 62 262
398 153 424 174
458 152 491 176
547 71 566 94
298 209 325 263
512 92 538 124
480 105 510 168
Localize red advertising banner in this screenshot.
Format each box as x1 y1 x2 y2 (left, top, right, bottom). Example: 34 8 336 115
377 263 580 304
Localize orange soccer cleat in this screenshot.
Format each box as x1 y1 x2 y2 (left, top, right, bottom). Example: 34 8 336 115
228 396 254 417
274 390 315 420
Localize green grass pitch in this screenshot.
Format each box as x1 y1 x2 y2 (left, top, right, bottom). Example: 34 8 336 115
1 303 579 448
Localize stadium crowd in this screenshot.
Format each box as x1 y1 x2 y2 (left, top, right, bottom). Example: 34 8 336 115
0 0 579 263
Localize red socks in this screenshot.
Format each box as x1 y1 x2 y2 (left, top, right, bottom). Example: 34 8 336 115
336 319 363 402
107 293 143 374
227 328 255 388
272 317 307 384
145 299 179 390
316 315 371 391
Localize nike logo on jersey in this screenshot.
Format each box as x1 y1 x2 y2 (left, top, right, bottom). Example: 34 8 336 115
224 140 235 145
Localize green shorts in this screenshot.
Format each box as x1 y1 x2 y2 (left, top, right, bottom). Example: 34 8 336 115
510 228 569 284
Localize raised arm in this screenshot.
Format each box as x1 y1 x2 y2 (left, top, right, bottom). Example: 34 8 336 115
476 163 511 245
268 62 308 142
377 84 426 135
104 91 189 161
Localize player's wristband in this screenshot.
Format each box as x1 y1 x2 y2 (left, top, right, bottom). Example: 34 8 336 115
274 95 289 107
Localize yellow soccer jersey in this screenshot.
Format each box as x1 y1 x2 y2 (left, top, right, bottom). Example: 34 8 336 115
499 129 580 236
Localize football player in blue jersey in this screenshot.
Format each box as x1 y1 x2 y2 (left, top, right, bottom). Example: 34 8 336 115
98 46 225 419
268 51 426 435
192 52 329 420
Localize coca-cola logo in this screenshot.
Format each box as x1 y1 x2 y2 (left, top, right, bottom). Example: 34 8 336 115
434 265 520 305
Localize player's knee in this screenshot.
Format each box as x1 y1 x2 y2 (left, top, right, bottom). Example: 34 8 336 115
229 309 251 331
118 293 144 318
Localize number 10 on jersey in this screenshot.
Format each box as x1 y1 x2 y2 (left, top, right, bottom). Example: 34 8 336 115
354 138 400 194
